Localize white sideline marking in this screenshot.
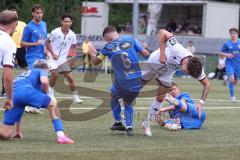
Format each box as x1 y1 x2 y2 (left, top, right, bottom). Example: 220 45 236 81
0 106 239 111
0 96 239 102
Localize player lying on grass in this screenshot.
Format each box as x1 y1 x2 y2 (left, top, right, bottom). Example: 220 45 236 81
155 83 206 130
0 60 74 144
141 29 210 136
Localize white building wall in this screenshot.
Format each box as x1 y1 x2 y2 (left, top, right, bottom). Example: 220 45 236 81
204 1 239 38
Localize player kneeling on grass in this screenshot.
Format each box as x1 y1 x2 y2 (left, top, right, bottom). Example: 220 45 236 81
0 60 74 144
155 83 206 130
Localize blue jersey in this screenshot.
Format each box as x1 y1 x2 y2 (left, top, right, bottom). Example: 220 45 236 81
98 36 144 91
221 39 240 66
13 69 48 91
169 93 206 129
4 69 50 125
22 20 47 60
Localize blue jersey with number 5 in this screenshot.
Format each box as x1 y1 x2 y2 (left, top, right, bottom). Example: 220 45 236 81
99 36 144 91
13 69 48 91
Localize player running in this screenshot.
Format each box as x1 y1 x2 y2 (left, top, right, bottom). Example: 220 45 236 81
220 28 240 102
46 14 82 103
156 83 206 130
141 29 210 136
0 60 74 144
89 26 149 136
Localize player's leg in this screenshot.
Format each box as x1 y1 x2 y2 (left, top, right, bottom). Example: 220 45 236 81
226 64 237 102
0 105 25 140
60 63 83 103
122 91 139 136
28 89 74 144
109 85 126 131
142 80 172 136
48 69 58 97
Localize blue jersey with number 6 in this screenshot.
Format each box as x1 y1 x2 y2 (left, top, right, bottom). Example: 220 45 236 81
98 36 144 92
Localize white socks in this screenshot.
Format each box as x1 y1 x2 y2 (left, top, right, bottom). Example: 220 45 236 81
48 87 54 97
146 99 163 124
56 131 65 137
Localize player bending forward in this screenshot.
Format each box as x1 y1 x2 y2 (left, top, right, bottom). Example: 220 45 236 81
156 83 206 130
0 60 74 144
141 29 210 136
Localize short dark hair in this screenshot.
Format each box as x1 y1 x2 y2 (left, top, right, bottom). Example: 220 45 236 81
0 10 18 25
102 26 117 37
61 14 73 21
229 27 238 34
187 57 203 78
32 4 43 12
33 59 48 69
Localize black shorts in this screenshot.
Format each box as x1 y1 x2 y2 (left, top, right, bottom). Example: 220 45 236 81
16 47 27 68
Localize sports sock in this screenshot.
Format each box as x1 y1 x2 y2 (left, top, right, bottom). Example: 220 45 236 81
146 99 163 124
48 87 54 97
111 98 121 121
52 119 65 136
72 90 78 96
228 82 234 97
124 104 133 127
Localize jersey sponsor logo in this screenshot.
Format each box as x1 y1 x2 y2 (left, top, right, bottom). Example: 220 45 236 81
119 41 131 50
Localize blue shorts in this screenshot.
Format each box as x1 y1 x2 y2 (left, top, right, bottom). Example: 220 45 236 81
4 87 51 125
225 63 240 80
110 84 139 105
180 103 206 129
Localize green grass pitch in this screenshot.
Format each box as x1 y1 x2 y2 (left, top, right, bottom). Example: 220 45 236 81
0 70 240 160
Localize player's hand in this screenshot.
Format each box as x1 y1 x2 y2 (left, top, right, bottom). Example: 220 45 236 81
52 53 59 60
89 42 97 57
3 99 13 110
196 102 203 119
158 108 166 114
225 53 234 58
159 52 167 64
12 132 23 139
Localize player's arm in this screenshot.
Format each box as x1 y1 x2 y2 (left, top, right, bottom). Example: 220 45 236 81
69 44 77 57
220 43 234 58
46 39 58 60
89 42 103 65
40 72 49 93
20 27 43 47
196 77 210 118
159 29 172 63
3 66 13 109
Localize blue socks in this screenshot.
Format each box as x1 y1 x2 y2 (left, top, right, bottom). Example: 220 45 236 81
228 82 234 97
111 98 121 121
124 105 133 127
52 119 64 132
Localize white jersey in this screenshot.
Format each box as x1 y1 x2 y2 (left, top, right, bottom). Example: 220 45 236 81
142 36 206 86
0 30 16 67
48 27 77 65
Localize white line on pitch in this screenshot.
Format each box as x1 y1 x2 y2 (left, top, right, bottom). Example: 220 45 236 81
0 106 239 111
0 96 239 102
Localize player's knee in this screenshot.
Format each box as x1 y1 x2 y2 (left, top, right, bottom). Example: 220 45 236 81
0 127 13 140
48 96 57 108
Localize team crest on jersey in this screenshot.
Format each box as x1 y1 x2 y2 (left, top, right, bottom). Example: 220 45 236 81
119 42 131 50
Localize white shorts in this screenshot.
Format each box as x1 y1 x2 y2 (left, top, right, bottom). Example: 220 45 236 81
141 62 175 87
47 58 71 72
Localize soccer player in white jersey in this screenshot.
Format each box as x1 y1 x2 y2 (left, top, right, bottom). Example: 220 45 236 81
46 14 83 103
141 29 210 136
0 10 18 110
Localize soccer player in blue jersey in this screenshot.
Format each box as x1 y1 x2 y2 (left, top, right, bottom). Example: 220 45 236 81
0 60 74 144
20 4 47 69
156 83 206 130
89 26 149 136
20 4 47 113
220 28 240 102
